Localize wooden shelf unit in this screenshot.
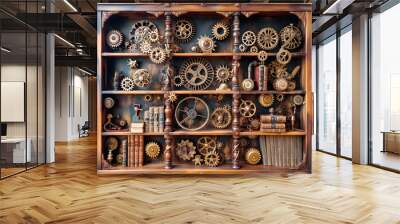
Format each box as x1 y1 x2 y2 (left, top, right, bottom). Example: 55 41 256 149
97 3 313 174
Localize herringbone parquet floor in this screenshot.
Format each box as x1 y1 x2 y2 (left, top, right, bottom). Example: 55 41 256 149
1 136 400 224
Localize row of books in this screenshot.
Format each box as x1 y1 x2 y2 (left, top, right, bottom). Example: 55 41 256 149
259 136 302 168
260 114 287 132
126 135 144 167
144 106 164 133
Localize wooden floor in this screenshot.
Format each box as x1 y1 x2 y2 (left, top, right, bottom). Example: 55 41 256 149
1 136 400 224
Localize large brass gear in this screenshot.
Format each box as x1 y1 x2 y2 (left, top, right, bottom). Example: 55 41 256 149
145 142 160 159
257 27 279 50
120 77 135 91
176 139 196 161
245 148 261 165
174 19 195 43
204 150 220 167
280 24 302 50
175 96 210 131
106 30 124 49
179 58 214 90
149 47 167 64
197 137 217 156
239 100 256 118
198 35 216 53
212 22 230 40
242 30 257 46
130 20 158 43
215 65 232 83
211 106 232 129
132 69 151 87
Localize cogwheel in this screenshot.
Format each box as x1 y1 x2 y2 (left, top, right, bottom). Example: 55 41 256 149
198 35 216 53
132 69 151 87
276 94 285 102
211 106 232 129
239 44 247 52
175 19 195 43
145 142 160 159
144 94 153 102
212 22 230 40
176 139 196 161
258 94 274 107
257 50 268 62
293 94 304 106
139 41 152 54
149 47 167 64
130 20 158 43
239 100 257 118
280 24 302 50
242 30 257 46
204 150 220 167
197 137 217 156
215 65 232 83
245 148 261 165
179 58 214 90
120 77 135 91
276 48 292 65
106 30 124 49
149 30 159 43
223 104 231 111
250 46 258 53
270 60 285 78
173 75 185 87
167 92 177 103
257 27 279 50
287 81 296 91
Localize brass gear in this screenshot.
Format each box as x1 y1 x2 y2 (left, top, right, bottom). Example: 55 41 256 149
215 65 232 83
287 81 296 91
242 31 257 46
245 148 261 165
239 100 256 118
204 150 220 167
132 69 151 87
276 94 285 102
273 78 289 91
250 46 258 53
149 47 167 64
211 106 232 129
130 20 158 43
239 44 247 52
198 35 216 53
257 27 279 50
175 96 210 131
176 140 196 161
149 30 159 43
174 19 195 43
276 48 292 65
120 77 135 91
106 30 123 49
293 95 304 106
257 50 268 62
145 142 160 159
212 22 230 40
197 137 217 156
280 24 302 50
173 75 185 87
179 58 214 90
139 41 152 54
144 94 153 102
258 94 274 107
270 60 286 78
167 92 177 103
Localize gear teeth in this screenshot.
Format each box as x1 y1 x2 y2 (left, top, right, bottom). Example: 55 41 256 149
204 150 220 167
174 19 195 43
197 35 216 53
212 22 230 41
106 30 124 49
145 142 160 159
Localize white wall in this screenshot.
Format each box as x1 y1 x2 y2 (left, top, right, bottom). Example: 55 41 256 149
54 67 89 141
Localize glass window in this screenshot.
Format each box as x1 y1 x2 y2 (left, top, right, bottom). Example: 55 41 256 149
339 28 352 158
317 36 337 154
371 4 400 171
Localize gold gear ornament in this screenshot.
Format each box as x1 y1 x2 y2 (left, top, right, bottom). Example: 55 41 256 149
245 148 261 165
276 48 292 65
132 69 151 87
242 31 257 46
120 77 135 91
167 92 177 103
145 142 160 159
280 24 302 50
212 22 230 40
198 35 216 53
197 137 217 156
149 47 167 64
174 19 195 43
215 65 232 83
204 150 220 167
211 106 232 129
257 27 279 50
106 30 124 49
179 58 214 90
239 100 256 118
258 94 274 107
176 140 196 161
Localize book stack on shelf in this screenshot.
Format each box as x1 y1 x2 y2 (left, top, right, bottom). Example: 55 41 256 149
97 3 312 174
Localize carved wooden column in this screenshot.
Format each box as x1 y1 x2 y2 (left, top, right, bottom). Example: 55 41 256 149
232 12 241 169
163 12 173 169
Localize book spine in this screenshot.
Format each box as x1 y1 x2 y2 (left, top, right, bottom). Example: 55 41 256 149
262 65 268 91
260 115 287 123
134 135 139 168
257 65 263 91
260 123 286 129
144 110 149 133
149 107 154 133
128 136 133 167
139 135 144 167
259 128 286 133
153 107 159 133
159 106 164 133
121 139 127 167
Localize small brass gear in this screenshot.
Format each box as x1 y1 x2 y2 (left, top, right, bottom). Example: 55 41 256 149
258 94 274 107
270 60 286 78
175 19 195 43
149 47 167 64
280 24 302 50
287 81 296 91
167 92 177 103
250 46 258 53
197 137 217 156
106 30 124 49
257 50 268 62
293 95 304 106
276 48 292 65
145 142 160 159
212 22 230 40
273 78 289 91
198 35 216 53
215 65 232 83
242 30 257 46
257 27 279 50
144 94 153 102
176 140 196 161
132 69 151 87
120 77 135 91
276 94 285 102
211 106 232 129
245 148 261 165
239 100 257 118
149 30 159 43
204 150 220 167
173 75 185 87
139 41 152 54
239 44 247 52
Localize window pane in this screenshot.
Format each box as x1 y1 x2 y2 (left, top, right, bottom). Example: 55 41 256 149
317 37 337 154
340 29 352 158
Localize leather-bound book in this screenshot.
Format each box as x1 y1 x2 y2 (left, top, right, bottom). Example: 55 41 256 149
139 135 144 167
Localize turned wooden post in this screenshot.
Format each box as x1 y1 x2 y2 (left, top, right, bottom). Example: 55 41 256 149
232 12 241 169
163 12 174 169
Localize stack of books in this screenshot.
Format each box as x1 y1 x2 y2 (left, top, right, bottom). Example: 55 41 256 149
260 114 287 132
130 122 144 133
128 135 144 168
144 106 164 133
